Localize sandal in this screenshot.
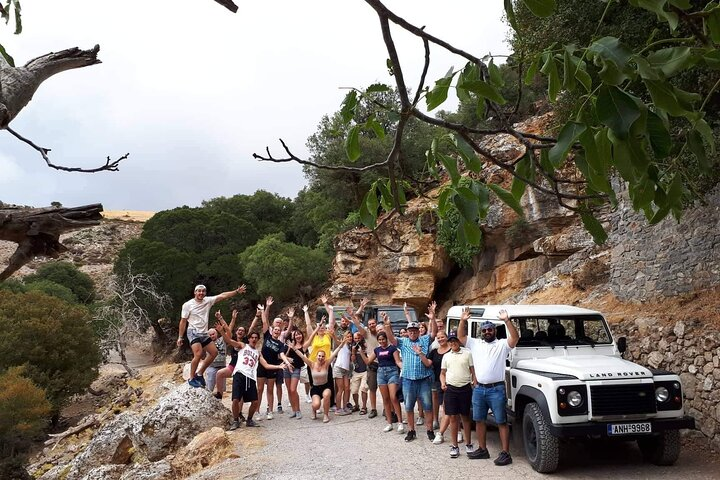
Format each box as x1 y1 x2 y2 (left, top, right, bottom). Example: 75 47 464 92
360 407 368 415
323 415 330 423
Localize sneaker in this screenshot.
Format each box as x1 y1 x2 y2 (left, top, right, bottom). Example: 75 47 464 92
295 411 303 420
288 412 297 419
404 430 417 442
352 404 360 412
465 444 474 454
457 431 464 443
426 430 435 441
330 406 336 413
450 445 460 458
416 416 425 426
397 423 405 434
433 432 444 444
494 451 513 466
266 411 274 420
246 419 259 427
368 409 378 419
305 395 312 403
347 402 354 410
467 447 490 459
277 404 283 413
228 419 240 430
238 413 246 422
213 392 222 399
336 408 350 416
390 412 398 423
402 419 408 424
433 420 440 430
383 424 394 432
195 375 206 388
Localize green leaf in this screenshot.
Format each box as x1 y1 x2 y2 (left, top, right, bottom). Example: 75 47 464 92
524 55 539 85
438 153 461 185
453 134 482 172
365 116 386 139
634 56 660 80
575 65 592 92
340 91 357 124
365 83 391 93
366 183 380 214
469 181 491 218
687 129 710 171
666 173 683 207
539 148 554 174
0 42 14 67
454 187 480 222
345 125 361 162
646 111 671 158
488 184 525 217
462 220 482 246
607 133 637 181
549 121 587 168
437 188 452 217
579 130 613 194
596 86 642 140
522 0 556 18
488 59 504 88
377 181 394 212
644 79 684 116
580 210 608 244
457 63 481 103
397 181 408 207
563 49 576 91
12 0 21 35
646 47 695 78
359 191 377 229
504 0 519 31
511 151 534 200
708 9 720 44
461 80 506 104
587 37 632 85
426 68 455 111
702 49 720 70
695 118 716 155
634 0 678 30
540 53 561 102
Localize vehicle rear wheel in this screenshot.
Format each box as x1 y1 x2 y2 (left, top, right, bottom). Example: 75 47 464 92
522 402 560 473
637 430 680 466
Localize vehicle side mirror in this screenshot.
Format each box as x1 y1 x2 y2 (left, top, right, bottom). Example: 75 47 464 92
616 336 627 354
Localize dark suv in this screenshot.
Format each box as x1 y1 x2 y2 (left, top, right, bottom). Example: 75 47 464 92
362 305 418 334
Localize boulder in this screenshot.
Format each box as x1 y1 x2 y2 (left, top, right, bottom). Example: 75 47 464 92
120 461 173 480
128 384 231 462
170 427 233 478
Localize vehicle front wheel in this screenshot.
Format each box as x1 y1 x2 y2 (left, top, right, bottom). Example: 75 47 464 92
637 430 680 466
522 402 560 473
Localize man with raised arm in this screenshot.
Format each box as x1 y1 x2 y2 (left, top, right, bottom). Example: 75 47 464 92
178 284 246 388
347 298 381 418
458 306 519 465
387 301 438 442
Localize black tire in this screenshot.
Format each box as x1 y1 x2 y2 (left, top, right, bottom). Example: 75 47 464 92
638 430 681 466
522 402 560 473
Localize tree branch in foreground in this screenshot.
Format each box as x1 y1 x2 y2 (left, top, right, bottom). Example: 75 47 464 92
253 138 389 172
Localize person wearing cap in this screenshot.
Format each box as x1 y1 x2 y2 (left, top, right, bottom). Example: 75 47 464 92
458 307 519 466
178 283 247 388
440 330 475 458
386 301 438 442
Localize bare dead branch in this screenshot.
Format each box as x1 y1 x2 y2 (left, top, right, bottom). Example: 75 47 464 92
412 35 430 107
253 138 389 172
213 0 239 13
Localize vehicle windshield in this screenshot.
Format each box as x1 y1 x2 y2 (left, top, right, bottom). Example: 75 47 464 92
512 315 612 347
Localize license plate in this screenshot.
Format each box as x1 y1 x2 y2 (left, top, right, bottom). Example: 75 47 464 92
607 422 652 435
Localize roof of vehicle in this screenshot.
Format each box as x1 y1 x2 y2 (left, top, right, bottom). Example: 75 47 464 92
446 304 603 319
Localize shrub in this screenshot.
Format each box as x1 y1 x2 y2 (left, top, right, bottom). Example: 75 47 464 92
0 366 51 458
23 261 96 304
25 280 78 304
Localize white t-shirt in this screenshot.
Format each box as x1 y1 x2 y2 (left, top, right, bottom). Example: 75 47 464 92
233 345 260 381
180 296 218 333
466 337 511 384
336 345 352 370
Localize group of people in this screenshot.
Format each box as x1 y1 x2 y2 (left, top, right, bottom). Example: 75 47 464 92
177 284 519 465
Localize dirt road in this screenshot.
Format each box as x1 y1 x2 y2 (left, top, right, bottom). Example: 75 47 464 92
189 388 717 480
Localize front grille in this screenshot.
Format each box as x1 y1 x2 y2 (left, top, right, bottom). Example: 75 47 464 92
590 384 656 416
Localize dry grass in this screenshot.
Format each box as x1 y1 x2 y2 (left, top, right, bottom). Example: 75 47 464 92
102 210 155 222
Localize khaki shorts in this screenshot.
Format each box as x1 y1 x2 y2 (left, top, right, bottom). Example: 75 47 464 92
350 371 368 395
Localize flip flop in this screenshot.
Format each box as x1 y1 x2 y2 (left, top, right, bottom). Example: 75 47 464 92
360 407 367 415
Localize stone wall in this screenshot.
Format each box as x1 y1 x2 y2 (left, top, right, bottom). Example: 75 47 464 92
609 186 720 300
612 317 720 447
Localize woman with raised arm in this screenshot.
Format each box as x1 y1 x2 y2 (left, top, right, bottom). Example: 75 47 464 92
213 308 260 400
289 338 345 423
304 300 333 362
359 312 405 434
257 296 288 421
282 311 307 419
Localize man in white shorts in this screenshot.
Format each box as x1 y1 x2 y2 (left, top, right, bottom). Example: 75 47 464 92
177 283 246 388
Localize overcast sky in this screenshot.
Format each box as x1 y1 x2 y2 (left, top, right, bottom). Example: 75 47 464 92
0 0 509 211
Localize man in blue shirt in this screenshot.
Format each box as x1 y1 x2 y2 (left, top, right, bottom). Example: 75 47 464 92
387 302 437 442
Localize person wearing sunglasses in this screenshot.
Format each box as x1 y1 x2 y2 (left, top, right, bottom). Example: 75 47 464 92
457 307 518 466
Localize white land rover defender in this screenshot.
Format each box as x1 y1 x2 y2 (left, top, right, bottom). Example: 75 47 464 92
446 305 695 473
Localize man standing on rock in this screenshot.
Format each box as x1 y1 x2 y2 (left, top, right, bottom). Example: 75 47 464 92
177 284 246 388
458 306 519 465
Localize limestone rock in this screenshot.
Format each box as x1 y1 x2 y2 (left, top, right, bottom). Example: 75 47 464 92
674 321 686 339
170 427 233 478
119 460 172 480
128 384 231 462
647 351 664 369
80 464 126 480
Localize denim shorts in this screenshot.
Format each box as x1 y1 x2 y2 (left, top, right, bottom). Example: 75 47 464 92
402 376 432 412
472 383 507 424
187 327 212 347
284 367 301 380
377 366 400 386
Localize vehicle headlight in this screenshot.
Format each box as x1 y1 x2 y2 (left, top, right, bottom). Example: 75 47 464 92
655 386 670 403
567 390 583 407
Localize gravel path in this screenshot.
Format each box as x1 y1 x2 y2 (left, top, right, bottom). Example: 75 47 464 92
189 386 718 480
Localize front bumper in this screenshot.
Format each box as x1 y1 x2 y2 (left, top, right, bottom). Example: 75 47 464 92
546 416 695 437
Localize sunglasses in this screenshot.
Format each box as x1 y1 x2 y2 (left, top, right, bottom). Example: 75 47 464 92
481 328 495 333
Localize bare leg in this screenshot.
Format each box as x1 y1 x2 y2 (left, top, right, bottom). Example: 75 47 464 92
450 415 459 446
256 377 266 417
311 395 321 419
476 421 488 449
461 414 473 446
498 424 511 452
276 375 283 410
322 389 332 422
189 343 204 378
266 378 276 415
379 385 392 425
388 383 403 424
197 342 218 376
248 400 259 421
289 377 300 413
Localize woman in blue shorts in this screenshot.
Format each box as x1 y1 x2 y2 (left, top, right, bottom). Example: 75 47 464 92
359 331 404 433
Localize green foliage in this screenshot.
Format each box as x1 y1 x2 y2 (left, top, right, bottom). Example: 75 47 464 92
0 291 101 414
0 279 27 294
24 280 78 304
239 233 331 301
0 366 51 458
437 208 483 268
23 261 96 304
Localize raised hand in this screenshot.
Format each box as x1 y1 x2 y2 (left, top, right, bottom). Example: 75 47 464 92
461 306 471 321
320 294 329 304
236 284 247 294
266 296 274 307
427 301 437 318
403 302 408 313
288 307 296 318
381 312 391 326
232 309 238 321
302 304 309 313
